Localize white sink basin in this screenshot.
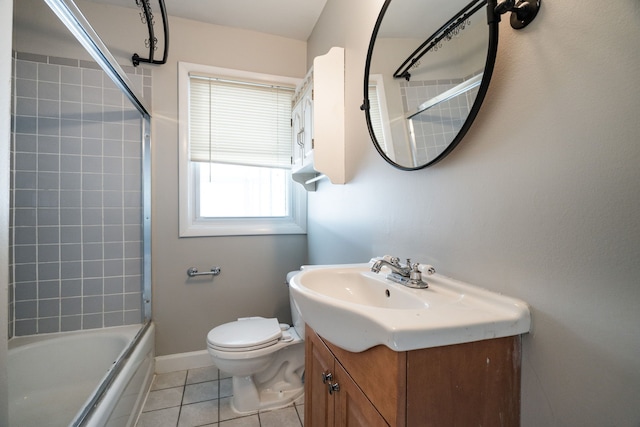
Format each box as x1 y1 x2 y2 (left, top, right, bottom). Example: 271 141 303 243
289 262 531 352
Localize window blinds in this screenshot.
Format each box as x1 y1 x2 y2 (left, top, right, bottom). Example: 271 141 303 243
368 84 387 153
189 75 294 169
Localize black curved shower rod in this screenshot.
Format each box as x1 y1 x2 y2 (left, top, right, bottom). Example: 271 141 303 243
393 0 539 81
393 0 487 81
132 0 169 67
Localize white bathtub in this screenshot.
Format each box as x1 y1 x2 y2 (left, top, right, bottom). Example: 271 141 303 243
8 323 155 427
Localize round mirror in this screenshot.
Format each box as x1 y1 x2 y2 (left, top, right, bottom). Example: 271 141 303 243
363 0 499 170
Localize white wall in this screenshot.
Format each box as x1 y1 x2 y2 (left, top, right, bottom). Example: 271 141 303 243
307 0 640 426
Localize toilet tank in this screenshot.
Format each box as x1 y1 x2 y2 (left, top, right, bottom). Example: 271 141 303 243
287 271 305 340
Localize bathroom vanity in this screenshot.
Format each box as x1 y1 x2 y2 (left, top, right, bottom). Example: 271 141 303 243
305 326 521 426
289 263 531 426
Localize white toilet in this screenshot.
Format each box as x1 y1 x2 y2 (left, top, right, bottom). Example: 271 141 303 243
206 273 305 414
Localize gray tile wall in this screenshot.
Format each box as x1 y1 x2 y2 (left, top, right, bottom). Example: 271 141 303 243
9 51 151 337
401 73 480 164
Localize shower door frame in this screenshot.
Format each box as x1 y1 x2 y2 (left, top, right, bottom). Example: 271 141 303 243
39 0 153 425
43 0 152 324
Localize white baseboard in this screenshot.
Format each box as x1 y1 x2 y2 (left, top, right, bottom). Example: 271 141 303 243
154 350 214 374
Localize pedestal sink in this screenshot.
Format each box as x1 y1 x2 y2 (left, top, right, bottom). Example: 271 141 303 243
289 261 530 352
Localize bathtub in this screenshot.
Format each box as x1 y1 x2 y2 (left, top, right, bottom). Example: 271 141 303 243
8 322 155 427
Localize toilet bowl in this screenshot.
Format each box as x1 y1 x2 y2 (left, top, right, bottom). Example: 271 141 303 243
206 273 305 414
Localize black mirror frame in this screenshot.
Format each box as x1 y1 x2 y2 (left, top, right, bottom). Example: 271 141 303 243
362 0 501 171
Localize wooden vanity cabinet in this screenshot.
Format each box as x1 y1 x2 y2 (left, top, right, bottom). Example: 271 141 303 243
305 326 389 426
305 326 522 427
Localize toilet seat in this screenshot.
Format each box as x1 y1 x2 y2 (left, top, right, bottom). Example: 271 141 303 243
207 317 283 352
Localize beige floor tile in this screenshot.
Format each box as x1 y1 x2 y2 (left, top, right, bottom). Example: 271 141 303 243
259 406 301 427
178 399 219 427
142 386 184 412
137 368 304 427
219 397 239 422
186 366 219 384
295 403 305 425
183 380 219 404
152 370 188 390
136 406 180 427
219 414 259 427
219 378 233 398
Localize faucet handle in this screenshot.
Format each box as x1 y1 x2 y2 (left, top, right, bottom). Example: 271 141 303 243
420 264 436 275
385 256 400 266
409 262 421 281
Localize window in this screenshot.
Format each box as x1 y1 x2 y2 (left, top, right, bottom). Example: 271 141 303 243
368 83 386 152
179 62 306 236
368 74 393 161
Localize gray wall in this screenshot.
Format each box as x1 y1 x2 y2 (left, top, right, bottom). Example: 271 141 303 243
139 12 308 357
306 0 640 426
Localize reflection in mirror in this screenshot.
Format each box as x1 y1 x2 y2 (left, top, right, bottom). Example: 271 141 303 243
364 0 498 170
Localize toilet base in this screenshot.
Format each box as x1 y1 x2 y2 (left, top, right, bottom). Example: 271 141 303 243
208 321 306 415
231 375 304 415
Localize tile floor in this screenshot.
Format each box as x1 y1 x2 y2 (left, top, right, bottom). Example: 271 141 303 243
136 366 304 427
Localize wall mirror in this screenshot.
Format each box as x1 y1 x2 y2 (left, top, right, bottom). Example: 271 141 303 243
362 0 499 170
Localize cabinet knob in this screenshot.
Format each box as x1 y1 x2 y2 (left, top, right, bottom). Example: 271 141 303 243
328 381 340 395
322 371 340 394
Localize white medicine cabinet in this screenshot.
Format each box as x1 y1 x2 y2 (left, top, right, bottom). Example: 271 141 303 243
292 74 314 173
291 47 345 191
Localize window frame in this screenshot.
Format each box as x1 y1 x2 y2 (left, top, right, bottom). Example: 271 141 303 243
178 62 306 237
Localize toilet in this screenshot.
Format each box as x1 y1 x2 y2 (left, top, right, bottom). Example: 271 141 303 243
206 272 305 414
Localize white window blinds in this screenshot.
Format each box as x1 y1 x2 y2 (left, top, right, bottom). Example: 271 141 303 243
368 84 387 153
189 75 294 169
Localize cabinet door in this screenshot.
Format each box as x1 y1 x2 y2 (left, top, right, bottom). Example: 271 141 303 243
291 101 304 168
334 363 389 427
301 91 314 161
305 327 335 427
406 336 521 426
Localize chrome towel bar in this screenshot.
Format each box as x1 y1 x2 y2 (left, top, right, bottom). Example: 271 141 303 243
187 267 221 277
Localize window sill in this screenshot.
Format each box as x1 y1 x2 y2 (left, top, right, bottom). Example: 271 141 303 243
180 217 306 237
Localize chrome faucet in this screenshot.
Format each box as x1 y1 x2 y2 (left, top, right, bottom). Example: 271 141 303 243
371 256 409 275
371 256 434 289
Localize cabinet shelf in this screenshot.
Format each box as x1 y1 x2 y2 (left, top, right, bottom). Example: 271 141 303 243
292 153 321 191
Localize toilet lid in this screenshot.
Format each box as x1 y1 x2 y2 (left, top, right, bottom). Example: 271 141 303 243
207 317 282 351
